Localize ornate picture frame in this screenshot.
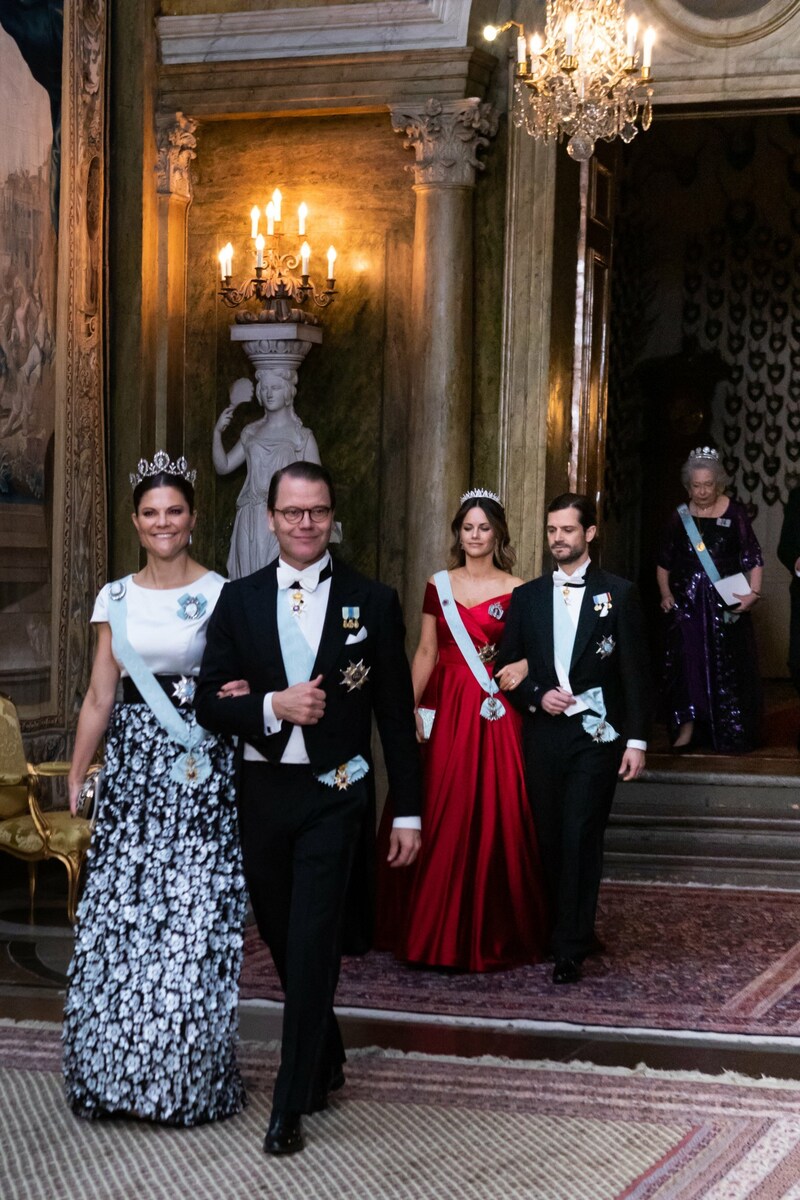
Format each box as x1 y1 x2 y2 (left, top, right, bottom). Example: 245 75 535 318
0 0 107 749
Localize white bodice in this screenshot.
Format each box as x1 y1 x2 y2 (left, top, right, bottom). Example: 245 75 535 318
92 572 226 677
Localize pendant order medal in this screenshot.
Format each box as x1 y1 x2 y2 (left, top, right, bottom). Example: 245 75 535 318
291 589 305 615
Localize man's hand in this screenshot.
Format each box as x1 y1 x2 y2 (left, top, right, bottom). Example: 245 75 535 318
387 827 421 868
618 748 645 781
541 687 576 715
272 675 326 725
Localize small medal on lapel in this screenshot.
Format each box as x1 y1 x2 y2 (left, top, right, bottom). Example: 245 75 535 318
593 591 612 616
342 605 360 630
341 659 370 692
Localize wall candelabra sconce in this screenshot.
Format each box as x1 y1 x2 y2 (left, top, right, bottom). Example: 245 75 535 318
218 189 338 324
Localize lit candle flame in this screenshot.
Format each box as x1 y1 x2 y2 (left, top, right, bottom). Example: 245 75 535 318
326 245 337 279
301 241 311 274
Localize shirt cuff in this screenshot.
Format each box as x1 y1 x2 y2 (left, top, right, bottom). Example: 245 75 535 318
392 816 421 830
263 693 282 736
626 739 647 751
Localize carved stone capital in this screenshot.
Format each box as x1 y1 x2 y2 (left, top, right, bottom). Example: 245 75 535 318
155 111 198 200
390 97 499 188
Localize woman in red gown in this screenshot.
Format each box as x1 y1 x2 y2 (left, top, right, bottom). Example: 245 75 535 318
396 490 549 971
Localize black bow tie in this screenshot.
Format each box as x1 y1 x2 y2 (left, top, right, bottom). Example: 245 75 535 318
555 580 586 588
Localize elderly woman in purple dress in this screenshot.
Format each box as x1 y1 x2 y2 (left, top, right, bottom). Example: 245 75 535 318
657 448 763 753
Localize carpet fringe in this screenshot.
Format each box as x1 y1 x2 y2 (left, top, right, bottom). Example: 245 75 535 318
346 1045 800 1090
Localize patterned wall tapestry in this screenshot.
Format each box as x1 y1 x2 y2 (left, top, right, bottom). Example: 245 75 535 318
681 203 800 520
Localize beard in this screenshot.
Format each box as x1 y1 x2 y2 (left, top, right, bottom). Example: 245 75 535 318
550 543 586 564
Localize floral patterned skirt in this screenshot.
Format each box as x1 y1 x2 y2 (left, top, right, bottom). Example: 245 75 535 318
62 703 247 1125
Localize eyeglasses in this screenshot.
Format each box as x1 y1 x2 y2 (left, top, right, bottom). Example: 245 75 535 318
272 506 332 525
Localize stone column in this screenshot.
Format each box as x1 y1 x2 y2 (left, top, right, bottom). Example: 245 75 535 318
390 98 498 629
154 111 197 452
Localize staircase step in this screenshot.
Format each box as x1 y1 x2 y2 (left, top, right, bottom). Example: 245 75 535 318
605 762 800 889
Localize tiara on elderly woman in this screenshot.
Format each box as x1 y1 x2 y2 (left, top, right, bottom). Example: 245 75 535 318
129 449 197 488
460 487 502 506
688 446 720 462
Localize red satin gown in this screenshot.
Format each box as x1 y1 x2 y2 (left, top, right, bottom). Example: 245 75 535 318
400 583 549 972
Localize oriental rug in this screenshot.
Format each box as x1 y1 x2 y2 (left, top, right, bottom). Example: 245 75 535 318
5 1020 800 1200
241 882 800 1036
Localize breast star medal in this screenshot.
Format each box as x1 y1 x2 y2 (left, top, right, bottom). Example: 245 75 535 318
341 659 370 692
596 635 615 660
171 675 197 706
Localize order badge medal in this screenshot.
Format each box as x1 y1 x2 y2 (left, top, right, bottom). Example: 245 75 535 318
341 659 370 692
342 606 360 630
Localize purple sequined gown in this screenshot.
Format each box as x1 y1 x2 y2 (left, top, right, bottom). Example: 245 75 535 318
658 499 763 753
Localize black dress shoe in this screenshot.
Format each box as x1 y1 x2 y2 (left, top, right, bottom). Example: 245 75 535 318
553 958 582 984
263 1110 304 1156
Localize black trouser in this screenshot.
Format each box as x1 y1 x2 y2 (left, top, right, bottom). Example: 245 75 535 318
524 715 623 962
238 761 369 1114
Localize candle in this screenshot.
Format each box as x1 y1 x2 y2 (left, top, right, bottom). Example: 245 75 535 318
565 12 576 56
225 243 233 278
516 34 527 64
272 188 282 223
530 32 543 57
298 202 308 236
218 248 227 282
301 241 311 275
626 15 638 58
255 233 265 269
250 205 260 239
266 201 275 236
643 25 655 69
326 245 336 280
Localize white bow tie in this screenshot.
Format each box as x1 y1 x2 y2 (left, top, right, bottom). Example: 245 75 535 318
276 562 330 592
553 569 587 588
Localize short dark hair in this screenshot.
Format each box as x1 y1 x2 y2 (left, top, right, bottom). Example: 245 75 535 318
133 472 195 513
449 497 516 572
547 492 597 530
267 461 336 511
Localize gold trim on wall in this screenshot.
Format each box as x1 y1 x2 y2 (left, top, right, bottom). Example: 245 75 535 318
648 0 800 48
23 0 107 743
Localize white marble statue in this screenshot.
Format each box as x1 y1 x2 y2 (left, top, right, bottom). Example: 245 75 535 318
213 367 322 578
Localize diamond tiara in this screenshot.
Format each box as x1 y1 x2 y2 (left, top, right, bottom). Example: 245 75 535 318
129 449 197 488
688 446 720 462
460 487 502 507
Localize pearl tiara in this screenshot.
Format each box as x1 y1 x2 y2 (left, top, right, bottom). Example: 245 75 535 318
129 449 197 488
688 446 720 462
460 487 502 507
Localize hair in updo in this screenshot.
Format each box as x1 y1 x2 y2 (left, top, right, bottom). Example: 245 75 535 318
133 472 195 513
449 496 516 572
680 452 729 494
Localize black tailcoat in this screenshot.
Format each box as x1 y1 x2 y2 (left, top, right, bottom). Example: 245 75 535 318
498 564 650 960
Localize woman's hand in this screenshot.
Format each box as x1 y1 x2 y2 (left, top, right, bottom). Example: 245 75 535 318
215 404 235 433
660 593 676 612
732 590 759 613
496 658 529 691
217 679 251 698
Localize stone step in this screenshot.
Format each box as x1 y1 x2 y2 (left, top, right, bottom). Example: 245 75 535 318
604 762 800 889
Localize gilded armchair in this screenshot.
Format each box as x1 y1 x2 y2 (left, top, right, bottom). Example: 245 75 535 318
0 693 96 923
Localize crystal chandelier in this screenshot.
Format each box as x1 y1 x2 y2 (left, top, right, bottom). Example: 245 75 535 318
484 3 656 162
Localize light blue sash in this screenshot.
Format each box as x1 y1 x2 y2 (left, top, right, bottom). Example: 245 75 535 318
552 584 618 744
434 571 505 720
275 584 368 789
678 504 721 582
106 581 212 785
677 504 738 624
